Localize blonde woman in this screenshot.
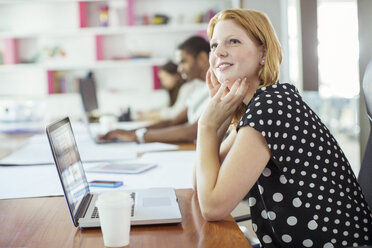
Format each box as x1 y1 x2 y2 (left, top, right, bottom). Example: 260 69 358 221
194 9 372 247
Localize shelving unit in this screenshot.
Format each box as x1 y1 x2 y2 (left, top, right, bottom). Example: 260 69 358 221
0 0 236 119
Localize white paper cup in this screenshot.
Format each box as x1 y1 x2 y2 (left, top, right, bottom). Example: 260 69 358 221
96 191 133 247
99 115 117 134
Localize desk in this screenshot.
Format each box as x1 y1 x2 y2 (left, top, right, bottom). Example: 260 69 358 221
0 133 251 247
0 189 252 248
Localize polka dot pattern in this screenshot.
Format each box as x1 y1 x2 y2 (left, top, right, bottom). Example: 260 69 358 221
238 83 372 247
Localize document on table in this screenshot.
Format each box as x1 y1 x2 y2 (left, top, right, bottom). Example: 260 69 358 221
0 134 137 165
0 150 196 199
87 150 196 193
0 133 179 165
0 164 63 199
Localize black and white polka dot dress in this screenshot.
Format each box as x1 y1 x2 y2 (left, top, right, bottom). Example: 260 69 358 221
237 82 372 248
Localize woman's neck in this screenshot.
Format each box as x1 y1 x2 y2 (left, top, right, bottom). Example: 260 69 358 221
243 80 261 105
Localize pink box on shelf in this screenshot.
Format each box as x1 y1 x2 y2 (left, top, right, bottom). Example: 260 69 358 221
127 0 135 26
197 30 209 41
78 1 87 28
152 65 161 90
47 70 55 94
4 38 19 64
95 35 103 61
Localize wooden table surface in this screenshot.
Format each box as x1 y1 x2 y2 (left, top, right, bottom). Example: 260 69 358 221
0 189 252 248
0 134 251 248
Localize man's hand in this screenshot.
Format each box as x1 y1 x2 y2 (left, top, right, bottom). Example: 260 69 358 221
99 129 137 142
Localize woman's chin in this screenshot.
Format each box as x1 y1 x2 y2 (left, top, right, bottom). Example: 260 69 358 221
220 78 238 85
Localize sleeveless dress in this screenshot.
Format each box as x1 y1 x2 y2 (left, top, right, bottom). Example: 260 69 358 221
237 82 372 247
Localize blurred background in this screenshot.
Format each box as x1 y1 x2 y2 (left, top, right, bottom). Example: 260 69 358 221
0 0 371 176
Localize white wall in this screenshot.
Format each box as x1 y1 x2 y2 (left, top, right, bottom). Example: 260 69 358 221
242 0 290 83
0 0 232 122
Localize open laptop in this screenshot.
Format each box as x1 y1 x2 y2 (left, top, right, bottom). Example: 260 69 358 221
79 74 127 144
79 72 100 122
46 117 182 228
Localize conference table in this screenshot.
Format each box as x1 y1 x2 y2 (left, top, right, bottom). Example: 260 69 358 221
0 132 252 247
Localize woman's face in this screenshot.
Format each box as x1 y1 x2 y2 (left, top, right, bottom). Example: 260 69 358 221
158 70 179 90
209 19 265 89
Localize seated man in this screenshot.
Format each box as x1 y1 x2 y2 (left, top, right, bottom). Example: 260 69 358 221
100 36 210 143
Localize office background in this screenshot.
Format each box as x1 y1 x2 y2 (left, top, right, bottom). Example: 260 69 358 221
0 0 371 175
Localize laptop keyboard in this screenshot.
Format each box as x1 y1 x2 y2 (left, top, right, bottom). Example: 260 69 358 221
91 192 135 218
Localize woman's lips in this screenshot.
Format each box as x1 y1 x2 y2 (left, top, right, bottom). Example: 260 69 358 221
217 62 233 71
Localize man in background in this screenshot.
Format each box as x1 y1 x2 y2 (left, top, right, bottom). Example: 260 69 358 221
100 36 210 143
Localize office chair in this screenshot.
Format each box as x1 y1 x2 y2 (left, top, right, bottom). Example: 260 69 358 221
342 60 372 248
358 59 372 210
235 61 372 248
346 61 372 248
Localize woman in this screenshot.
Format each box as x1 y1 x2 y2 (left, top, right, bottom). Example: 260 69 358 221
194 8 372 247
137 61 192 121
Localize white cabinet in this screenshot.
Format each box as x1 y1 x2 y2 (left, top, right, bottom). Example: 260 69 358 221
0 0 235 119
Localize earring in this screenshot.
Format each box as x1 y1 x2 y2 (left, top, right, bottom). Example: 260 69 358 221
261 59 265 65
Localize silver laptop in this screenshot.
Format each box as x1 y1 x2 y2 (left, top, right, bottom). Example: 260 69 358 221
46 117 182 228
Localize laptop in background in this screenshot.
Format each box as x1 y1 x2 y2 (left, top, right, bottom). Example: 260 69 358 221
79 72 100 122
79 74 128 144
46 117 182 228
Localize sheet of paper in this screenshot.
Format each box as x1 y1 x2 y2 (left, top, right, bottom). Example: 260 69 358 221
0 150 196 199
87 150 196 193
136 142 179 153
0 165 63 199
0 133 137 165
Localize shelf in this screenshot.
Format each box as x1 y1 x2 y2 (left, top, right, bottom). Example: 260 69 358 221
0 0 232 100
0 58 167 71
0 0 229 4
0 23 208 39
83 23 209 35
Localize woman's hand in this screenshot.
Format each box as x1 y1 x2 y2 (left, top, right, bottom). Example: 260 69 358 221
99 129 137 142
199 76 250 131
206 68 229 98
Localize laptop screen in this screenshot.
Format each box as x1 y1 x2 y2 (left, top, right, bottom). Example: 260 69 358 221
79 76 98 113
46 118 90 218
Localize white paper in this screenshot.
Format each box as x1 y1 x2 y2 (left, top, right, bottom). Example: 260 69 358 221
0 151 196 199
87 151 196 193
0 133 137 165
0 165 63 199
135 142 179 153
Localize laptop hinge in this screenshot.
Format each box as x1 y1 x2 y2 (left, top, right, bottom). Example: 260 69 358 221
76 194 94 222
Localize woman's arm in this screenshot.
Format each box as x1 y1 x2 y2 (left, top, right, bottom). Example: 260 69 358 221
194 72 270 221
196 125 270 221
192 127 235 192
219 127 236 163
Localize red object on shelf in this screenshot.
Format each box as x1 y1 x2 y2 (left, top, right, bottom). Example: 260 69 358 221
95 35 103 61
127 0 135 26
197 30 209 41
152 65 160 90
47 70 55 94
4 38 19 64
78 1 87 28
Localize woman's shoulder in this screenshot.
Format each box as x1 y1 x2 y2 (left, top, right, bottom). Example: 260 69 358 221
239 82 305 128
248 82 301 107
254 82 300 98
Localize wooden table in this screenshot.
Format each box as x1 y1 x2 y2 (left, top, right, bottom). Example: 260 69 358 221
0 133 251 248
0 189 251 248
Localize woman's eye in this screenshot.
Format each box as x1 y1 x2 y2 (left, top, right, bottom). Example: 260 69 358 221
230 39 240 44
210 43 218 49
